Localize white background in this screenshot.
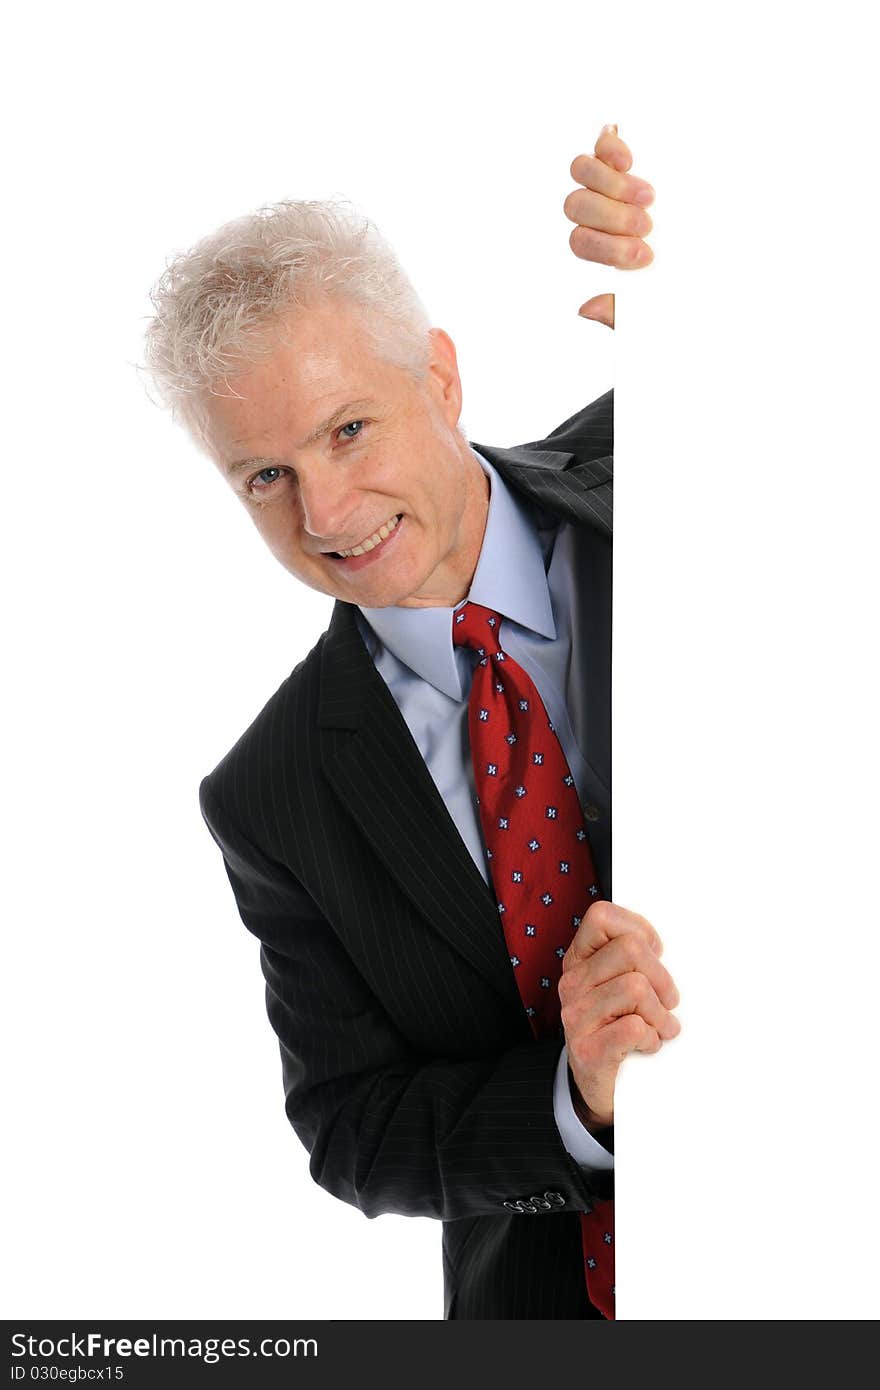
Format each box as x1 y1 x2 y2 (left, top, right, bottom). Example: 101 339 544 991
3 1 878 1321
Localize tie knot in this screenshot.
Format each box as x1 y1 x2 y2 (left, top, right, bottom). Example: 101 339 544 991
452 601 503 655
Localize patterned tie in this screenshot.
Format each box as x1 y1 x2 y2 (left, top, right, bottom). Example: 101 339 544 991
452 599 615 1319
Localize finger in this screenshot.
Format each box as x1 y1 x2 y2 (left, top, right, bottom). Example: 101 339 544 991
595 122 633 173
565 899 664 963
567 1017 662 1116
570 152 654 207
563 187 653 239
569 223 653 271
578 293 614 328
567 932 680 1009
565 974 677 1045
595 1014 664 1059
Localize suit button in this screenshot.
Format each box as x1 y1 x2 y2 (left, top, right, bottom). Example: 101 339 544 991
583 804 600 822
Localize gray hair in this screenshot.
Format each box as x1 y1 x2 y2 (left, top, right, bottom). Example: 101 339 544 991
143 197 435 449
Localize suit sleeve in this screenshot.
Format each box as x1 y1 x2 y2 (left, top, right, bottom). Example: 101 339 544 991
199 777 612 1223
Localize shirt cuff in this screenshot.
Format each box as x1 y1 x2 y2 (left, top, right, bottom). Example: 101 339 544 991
552 1044 615 1171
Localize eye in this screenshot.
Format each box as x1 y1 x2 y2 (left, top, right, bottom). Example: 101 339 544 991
247 465 286 494
337 419 367 442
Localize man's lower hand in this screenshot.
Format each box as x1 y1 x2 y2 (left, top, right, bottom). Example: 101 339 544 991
559 899 680 1127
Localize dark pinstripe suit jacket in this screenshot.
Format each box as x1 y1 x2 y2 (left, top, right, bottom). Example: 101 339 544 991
199 389 614 1319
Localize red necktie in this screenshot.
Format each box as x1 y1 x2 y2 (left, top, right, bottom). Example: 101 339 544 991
452 600 615 1319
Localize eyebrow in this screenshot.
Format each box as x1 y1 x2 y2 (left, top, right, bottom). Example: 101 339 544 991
225 399 377 477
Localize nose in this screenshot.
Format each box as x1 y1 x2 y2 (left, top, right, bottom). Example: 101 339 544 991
298 460 362 548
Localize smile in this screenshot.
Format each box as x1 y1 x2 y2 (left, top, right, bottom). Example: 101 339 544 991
331 513 402 559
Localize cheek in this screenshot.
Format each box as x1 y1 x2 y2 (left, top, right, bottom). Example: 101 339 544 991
250 505 301 561
427 463 467 531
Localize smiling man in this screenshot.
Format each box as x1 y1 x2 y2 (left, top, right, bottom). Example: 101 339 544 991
144 124 680 1320
206 295 490 610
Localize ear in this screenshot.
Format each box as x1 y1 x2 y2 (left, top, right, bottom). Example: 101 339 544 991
426 327 463 427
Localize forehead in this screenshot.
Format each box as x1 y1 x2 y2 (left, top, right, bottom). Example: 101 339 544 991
199 296 401 456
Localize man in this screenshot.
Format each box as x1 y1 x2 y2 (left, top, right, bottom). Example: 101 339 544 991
144 124 680 1320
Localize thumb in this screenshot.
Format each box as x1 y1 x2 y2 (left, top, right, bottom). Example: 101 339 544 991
579 293 615 329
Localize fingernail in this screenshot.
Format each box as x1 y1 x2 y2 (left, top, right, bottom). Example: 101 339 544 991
634 185 655 206
601 122 618 136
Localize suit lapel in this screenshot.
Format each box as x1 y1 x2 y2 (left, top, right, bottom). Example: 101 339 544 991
318 599 522 1007
316 435 611 1003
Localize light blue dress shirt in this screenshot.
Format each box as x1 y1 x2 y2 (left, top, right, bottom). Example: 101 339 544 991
354 447 613 1173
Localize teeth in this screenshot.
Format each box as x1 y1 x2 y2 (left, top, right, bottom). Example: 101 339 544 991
338 513 401 558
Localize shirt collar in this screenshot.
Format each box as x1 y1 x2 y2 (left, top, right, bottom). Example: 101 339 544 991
358 447 556 700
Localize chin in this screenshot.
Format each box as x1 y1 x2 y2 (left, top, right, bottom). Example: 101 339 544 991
354 564 432 610
358 585 413 609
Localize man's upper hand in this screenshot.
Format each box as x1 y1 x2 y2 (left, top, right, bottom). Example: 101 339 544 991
565 123 655 327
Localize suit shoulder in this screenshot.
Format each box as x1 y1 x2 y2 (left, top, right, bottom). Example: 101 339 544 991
521 388 613 461
199 627 326 822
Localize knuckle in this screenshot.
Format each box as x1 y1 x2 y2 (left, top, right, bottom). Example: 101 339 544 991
614 1015 644 1050
559 1000 578 1037
623 205 650 237
557 973 575 1008
619 932 643 965
622 237 645 267
625 971 652 1004
629 914 661 953
562 188 583 221
566 1031 595 1070
569 224 595 257
569 152 592 182
642 924 663 955
585 898 615 931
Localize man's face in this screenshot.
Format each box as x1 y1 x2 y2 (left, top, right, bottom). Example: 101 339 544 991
200 296 488 609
